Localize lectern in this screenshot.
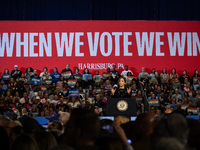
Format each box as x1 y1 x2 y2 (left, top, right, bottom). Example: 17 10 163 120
106 98 137 117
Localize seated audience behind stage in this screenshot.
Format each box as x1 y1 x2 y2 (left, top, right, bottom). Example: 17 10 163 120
138 67 149 80
62 64 72 74
11 65 22 80
121 65 133 77
40 67 50 78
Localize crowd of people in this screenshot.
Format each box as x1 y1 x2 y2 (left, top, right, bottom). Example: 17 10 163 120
0 64 144 118
0 64 200 150
1 64 200 117
142 68 200 117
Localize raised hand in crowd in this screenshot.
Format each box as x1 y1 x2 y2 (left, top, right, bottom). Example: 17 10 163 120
111 88 116 95
127 87 131 94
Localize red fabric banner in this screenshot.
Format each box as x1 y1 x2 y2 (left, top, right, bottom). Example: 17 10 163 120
0 21 200 76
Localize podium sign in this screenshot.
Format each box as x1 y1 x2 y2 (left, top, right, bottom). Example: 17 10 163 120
106 98 137 117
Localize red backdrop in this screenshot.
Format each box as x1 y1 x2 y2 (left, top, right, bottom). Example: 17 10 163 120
0 21 200 77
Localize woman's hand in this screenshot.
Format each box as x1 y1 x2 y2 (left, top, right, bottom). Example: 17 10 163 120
127 87 131 94
111 88 116 95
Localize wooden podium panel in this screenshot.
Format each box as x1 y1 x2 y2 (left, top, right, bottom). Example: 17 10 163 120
106 98 137 117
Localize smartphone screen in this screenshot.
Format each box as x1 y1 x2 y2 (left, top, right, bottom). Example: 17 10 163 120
101 125 113 133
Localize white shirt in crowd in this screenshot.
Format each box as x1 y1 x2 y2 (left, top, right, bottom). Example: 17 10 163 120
39 72 50 78
121 70 133 77
68 101 81 108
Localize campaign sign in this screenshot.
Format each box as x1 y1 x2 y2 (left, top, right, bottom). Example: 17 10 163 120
135 96 143 103
69 89 79 97
181 104 189 110
193 77 200 84
82 74 92 81
2 74 11 81
3 111 14 119
172 82 181 90
41 76 47 81
63 99 68 104
103 73 112 79
188 91 193 97
169 104 177 110
63 89 68 95
68 79 77 87
149 99 159 106
94 75 102 83
96 88 101 94
40 86 47 91
63 71 71 79
35 117 49 131
74 74 82 81
45 79 52 85
31 78 41 85
186 115 200 120
187 107 198 115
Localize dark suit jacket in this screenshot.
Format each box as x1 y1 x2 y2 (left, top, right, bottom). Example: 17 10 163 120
18 115 30 126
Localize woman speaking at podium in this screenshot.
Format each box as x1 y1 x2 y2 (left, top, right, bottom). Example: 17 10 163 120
111 77 131 98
